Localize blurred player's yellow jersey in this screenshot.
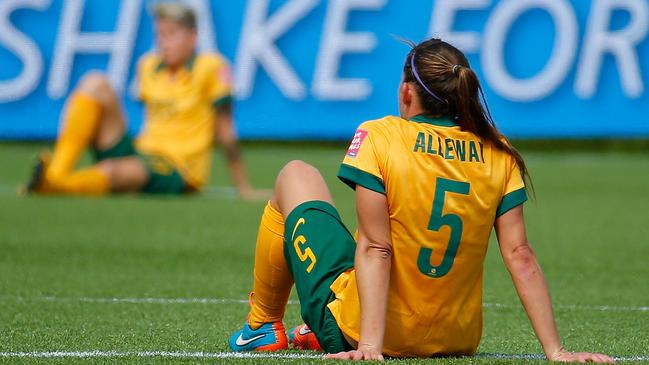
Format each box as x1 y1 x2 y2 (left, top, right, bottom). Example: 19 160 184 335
327 115 527 357
135 52 232 189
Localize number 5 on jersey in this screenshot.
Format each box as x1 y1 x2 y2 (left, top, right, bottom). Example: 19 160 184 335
418 177 470 278
292 218 317 273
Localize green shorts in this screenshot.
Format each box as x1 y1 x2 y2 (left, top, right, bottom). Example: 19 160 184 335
283 201 356 353
94 135 186 195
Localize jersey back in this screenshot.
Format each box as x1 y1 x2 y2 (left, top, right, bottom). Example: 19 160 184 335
328 115 527 357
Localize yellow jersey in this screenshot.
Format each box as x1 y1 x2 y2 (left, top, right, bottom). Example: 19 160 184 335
135 52 232 189
328 115 527 357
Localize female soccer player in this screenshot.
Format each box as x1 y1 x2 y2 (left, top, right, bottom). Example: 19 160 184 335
23 2 255 198
228 38 614 363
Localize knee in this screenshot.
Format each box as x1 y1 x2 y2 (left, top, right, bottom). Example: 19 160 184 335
96 158 149 192
278 160 318 180
275 160 323 195
77 73 116 104
275 160 318 196
273 160 332 214
96 160 117 180
282 160 317 174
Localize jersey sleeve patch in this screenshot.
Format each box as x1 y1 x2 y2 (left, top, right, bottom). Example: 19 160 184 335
346 129 368 158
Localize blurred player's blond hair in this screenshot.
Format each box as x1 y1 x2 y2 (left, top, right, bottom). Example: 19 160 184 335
153 2 196 29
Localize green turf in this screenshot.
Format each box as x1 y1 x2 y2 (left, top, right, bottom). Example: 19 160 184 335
0 143 648 364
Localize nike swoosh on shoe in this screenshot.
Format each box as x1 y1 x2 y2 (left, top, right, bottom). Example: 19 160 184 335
235 333 266 346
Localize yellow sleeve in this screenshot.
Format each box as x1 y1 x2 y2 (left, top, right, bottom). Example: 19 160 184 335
337 122 386 195
135 56 154 102
205 56 233 107
496 155 528 217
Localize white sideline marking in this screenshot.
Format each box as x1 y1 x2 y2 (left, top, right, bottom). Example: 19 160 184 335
0 351 322 360
13 296 647 312
483 302 649 312
0 351 646 361
40 296 301 305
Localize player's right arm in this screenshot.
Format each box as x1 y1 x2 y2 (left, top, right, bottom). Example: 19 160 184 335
214 101 253 199
327 120 391 361
325 185 391 361
354 185 392 359
495 206 614 364
206 55 255 199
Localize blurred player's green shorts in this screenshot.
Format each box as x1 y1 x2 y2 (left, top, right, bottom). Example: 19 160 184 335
94 134 187 195
283 201 356 353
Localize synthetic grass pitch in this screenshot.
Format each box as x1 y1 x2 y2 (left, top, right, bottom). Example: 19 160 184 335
0 142 647 364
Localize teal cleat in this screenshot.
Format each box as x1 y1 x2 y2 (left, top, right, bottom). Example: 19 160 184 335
229 321 288 352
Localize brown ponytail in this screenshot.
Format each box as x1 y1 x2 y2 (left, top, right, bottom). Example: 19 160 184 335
403 38 533 192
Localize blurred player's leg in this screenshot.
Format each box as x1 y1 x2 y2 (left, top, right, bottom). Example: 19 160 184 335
46 93 100 181
25 73 147 195
96 157 148 193
48 73 124 182
39 167 110 195
42 157 148 195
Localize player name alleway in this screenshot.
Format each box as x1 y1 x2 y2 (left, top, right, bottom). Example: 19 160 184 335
3 295 647 312
0 351 647 362
413 133 485 163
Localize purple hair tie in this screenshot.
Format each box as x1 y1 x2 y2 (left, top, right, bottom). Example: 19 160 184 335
410 51 445 104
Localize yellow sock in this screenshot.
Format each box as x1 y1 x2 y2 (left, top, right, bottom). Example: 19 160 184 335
47 166 110 195
248 202 294 329
47 93 102 181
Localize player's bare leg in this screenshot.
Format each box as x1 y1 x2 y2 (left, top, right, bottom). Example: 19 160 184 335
229 160 327 352
272 160 330 350
96 157 149 193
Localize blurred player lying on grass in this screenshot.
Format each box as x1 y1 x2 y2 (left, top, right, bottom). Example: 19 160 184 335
22 2 256 198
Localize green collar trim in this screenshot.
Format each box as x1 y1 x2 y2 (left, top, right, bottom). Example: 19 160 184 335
411 115 457 127
155 53 197 73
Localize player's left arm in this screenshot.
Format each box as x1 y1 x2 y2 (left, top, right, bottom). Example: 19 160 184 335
207 57 254 199
214 101 253 199
495 206 615 364
326 185 391 361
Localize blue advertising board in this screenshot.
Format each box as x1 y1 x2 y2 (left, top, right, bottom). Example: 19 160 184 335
0 0 648 140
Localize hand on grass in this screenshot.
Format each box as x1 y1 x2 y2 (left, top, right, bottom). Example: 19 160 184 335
325 345 384 361
548 347 615 363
